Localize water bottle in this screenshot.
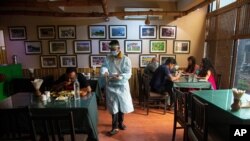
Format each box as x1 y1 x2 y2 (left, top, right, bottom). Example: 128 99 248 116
74 78 80 100
12 55 17 64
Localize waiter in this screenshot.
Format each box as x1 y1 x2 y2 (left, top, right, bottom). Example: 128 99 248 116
100 40 134 136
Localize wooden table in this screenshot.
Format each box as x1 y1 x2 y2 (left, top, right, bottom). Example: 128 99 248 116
0 92 99 141
174 76 211 89
192 89 250 141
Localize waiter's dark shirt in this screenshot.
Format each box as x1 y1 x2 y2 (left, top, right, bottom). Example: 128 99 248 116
54 73 89 90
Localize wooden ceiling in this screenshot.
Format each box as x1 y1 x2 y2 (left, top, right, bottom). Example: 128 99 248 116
0 0 211 18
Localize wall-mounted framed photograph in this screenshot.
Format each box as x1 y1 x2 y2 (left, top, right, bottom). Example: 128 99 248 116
58 25 76 39
173 40 191 54
109 25 127 39
8 26 27 40
89 55 107 68
59 55 77 68
73 40 92 54
139 54 157 68
40 55 57 68
159 54 176 65
124 40 142 54
99 40 111 53
139 25 157 39
37 25 55 39
150 40 167 53
88 25 106 39
24 41 42 55
159 25 177 39
49 40 67 54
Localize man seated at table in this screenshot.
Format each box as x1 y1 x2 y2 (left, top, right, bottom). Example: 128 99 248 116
53 67 91 96
150 58 181 109
144 57 159 78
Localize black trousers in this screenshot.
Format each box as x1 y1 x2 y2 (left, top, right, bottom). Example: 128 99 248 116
112 111 124 129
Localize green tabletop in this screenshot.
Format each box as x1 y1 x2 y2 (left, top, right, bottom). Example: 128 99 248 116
0 92 99 141
192 89 250 120
174 76 211 89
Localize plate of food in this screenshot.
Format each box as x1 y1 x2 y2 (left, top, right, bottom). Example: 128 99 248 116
55 96 68 101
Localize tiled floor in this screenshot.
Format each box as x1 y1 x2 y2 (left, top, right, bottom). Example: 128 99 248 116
98 104 184 141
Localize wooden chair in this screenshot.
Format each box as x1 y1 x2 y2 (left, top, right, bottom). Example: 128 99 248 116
143 74 168 115
137 69 144 106
172 88 188 141
187 96 208 141
0 107 32 141
30 111 78 141
216 74 222 89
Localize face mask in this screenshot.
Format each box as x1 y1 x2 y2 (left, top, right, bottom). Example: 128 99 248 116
111 51 118 56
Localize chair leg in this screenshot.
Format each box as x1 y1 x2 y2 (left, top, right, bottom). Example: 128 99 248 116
147 101 149 115
164 98 167 115
172 120 176 141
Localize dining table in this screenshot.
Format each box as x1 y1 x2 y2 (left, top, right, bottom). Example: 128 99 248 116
0 92 99 141
173 76 211 89
192 89 250 141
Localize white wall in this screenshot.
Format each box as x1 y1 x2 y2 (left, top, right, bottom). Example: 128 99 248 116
0 6 207 69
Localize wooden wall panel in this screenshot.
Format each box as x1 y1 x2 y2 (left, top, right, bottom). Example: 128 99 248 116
0 47 7 64
238 4 250 35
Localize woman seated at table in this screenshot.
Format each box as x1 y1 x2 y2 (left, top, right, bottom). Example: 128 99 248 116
184 56 199 74
196 58 217 90
52 67 91 96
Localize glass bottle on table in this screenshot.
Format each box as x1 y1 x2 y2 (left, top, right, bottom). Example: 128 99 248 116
74 78 80 100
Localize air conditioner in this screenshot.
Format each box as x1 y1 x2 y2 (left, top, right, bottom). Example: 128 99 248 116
124 8 163 20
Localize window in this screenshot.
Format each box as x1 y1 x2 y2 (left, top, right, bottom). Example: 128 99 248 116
233 39 250 94
208 0 217 12
219 0 236 8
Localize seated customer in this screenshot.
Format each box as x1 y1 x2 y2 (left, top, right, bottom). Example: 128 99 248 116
197 58 217 90
53 67 91 95
185 56 199 74
144 57 159 78
150 58 181 108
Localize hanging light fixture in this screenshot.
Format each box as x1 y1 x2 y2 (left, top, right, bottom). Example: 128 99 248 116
145 15 150 25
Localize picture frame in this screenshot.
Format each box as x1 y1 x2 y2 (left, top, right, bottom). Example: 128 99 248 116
124 40 142 54
99 40 111 53
150 40 167 53
58 25 76 39
109 25 127 39
139 54 157 68
73 40 92 54
139 25 157 39
159 54 176 65
88 25 106 39
59 55 77 68
37 25 55 39
40 55 58 68
24 41 42 55
89 55 107 68
173 40 191 54
8 26 27 40
49 40 67 54
159 25 177 39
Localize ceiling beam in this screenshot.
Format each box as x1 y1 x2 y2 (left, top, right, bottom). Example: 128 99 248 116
101 0 109 17
0 0 102 7
184 0 214 15
0 10 184 17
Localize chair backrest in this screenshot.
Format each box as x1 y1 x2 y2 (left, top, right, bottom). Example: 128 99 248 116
191 96 208 141
0 107 32 140
30 111 75 141
137 69 143 97
173 88 188 126
142 74 151 99
216 74 222 89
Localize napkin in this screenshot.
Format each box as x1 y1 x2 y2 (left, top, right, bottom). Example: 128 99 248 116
31 79 43 90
